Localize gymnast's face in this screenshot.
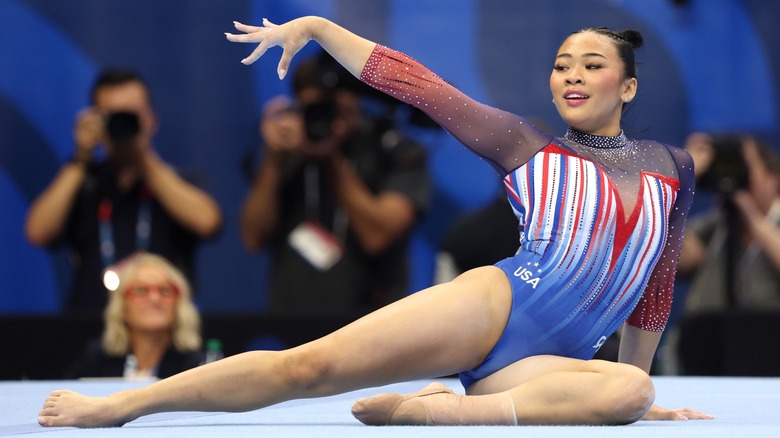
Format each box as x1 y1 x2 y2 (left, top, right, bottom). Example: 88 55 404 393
123 265 179 334
550 32 637 136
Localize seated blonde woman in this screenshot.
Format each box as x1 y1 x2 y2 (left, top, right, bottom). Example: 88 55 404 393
65 252 205 380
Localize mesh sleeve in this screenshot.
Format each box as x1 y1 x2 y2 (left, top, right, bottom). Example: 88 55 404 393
627 145 696 332
360 45 553 176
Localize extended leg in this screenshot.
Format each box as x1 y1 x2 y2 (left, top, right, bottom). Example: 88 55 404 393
38 267 512 428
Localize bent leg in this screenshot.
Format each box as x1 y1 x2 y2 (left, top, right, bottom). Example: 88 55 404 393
501 357 655 425
39 267 512 428
352 355 654 426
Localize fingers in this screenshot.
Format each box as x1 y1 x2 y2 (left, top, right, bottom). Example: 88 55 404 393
241 41 272 66
670 408 715 421
233 21 263 33
228 19 275 39
224 21 274 65
225 19 298 78
277 49 294 80
225 21 272 44
224 31 265 43
683 410 716 420
658 410 688 420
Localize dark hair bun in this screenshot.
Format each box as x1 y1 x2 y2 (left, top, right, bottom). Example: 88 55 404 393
620 29 644 50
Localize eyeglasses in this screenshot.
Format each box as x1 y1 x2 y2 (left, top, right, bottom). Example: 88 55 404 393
124 283 180 299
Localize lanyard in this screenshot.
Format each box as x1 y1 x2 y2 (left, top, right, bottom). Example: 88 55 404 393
98 186 152 269
304 164 348 242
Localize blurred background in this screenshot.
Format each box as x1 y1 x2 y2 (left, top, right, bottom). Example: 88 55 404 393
1 0 778 378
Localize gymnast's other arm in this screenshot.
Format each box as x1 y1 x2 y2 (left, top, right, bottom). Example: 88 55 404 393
619 146 713 421
619 326 712 420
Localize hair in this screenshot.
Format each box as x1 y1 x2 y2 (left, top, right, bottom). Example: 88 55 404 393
571 27 644 80
101 252 202 356
89 68 150 105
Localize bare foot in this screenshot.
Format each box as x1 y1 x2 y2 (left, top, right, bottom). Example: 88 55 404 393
351 382 454 425
38 390 130 428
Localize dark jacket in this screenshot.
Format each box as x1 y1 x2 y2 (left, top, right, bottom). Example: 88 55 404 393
65 339 205 379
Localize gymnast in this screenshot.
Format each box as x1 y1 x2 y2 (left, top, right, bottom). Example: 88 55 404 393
38 16 714 427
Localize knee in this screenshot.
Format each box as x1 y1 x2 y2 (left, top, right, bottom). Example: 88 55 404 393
278 345 335 395
602 364 655 424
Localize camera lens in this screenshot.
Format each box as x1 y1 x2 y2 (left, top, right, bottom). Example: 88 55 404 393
105 111 140 144
302 101 336 141
700 136 749 194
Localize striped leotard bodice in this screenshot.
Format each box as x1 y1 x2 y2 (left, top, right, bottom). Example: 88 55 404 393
502 137 680 344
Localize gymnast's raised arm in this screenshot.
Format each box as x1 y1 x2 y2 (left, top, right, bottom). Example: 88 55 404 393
226 17 552 175
227 17 373 79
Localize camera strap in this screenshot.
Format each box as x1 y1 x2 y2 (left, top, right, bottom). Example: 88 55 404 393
98 185 152 269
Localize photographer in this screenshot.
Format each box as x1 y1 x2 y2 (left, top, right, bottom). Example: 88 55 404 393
678 132 780 311
26 68 222 314
241 53 430 317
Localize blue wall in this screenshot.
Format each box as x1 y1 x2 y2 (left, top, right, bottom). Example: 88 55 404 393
1 0 778 314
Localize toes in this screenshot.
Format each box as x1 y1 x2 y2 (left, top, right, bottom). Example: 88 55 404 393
38 414 59 427
351 383 455 426
352 393 404 426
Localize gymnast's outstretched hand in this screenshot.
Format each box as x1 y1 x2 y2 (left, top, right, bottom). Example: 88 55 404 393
225 18 313 78
642 404 715 421
226 17 377 82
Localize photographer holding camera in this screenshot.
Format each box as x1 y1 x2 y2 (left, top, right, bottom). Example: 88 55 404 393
678 132 780 312
26 68 222 314
241 53 430 318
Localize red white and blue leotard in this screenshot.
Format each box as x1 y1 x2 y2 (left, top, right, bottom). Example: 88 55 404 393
359 45 695 389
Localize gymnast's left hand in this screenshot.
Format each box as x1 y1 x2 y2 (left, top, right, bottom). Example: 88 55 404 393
642 404 715 421
225 18 313 79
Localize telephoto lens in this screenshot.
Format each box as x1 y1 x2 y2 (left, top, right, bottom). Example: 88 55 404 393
105 111 140 144
699 135 748 194
302 101 336 141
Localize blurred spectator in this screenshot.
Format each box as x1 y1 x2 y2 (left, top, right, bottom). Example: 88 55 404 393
241 53 430 317
679 133 780 311
65 252 205 380
25 68 222 314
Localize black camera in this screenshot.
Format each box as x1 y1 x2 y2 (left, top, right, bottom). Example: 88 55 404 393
698 135 749 194
105 111 140 144
301 100 337 141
